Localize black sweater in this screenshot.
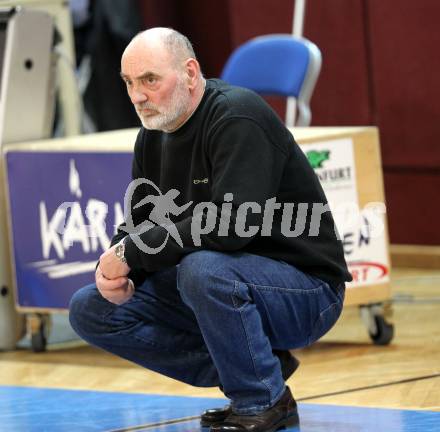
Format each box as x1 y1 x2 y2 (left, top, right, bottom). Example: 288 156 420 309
112 79 352 288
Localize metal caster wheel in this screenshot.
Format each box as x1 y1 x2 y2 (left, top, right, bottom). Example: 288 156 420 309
27 313 51 352
360 302 394 345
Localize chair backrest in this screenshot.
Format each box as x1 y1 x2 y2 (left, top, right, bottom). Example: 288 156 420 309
220 34 322 127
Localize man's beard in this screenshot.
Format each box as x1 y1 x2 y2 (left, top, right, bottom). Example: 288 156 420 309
136 77 190 132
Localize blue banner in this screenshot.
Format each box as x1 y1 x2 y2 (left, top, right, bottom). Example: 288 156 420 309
6 151 132 309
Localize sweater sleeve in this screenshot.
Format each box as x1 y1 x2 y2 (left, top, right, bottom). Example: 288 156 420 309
107 128 151 285
122 118 289 272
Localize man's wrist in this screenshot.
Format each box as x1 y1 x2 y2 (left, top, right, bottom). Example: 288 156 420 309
115 238 127 264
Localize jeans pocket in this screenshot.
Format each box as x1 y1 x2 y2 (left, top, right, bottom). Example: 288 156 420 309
232 281 253 309
246 283 321 349
308 298 343 345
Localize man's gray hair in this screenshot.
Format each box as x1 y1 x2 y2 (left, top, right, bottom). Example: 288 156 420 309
162 28 197 62
134 27 197 65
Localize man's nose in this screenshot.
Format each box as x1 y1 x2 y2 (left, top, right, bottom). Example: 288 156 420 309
130 86 148 105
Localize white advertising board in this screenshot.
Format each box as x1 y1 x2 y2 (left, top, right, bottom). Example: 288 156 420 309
300 138 390 287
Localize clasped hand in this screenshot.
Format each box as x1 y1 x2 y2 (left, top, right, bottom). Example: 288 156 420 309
96 244 133 305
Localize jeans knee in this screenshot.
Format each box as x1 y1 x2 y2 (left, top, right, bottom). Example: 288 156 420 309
178 250 236 304
69 284 110 338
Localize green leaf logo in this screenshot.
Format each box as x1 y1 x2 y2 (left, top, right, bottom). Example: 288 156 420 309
306 150 330 169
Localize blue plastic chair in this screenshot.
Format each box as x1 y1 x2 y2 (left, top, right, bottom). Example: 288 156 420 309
221 34 322 127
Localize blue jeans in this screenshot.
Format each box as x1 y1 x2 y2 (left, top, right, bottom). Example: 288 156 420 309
69 251 344 414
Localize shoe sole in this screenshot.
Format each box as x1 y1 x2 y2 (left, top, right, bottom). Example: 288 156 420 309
201 420 223 428
203 413 300 431
272 412 300 431
200 412 299 429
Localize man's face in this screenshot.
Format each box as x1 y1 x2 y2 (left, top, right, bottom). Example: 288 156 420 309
121 41 191 132
134 72 190 132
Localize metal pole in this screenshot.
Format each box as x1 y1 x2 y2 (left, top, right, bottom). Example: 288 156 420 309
292 0 306 37
286 0 307 127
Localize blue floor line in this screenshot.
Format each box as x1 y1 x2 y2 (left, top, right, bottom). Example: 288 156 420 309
0 385 438 432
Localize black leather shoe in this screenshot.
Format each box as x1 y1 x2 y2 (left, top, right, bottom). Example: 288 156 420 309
200 351 299 427
273 350 300 382
210 386 298 432
201 405 233 428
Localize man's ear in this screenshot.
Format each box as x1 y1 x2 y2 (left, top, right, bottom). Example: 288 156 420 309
185 58 200 89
